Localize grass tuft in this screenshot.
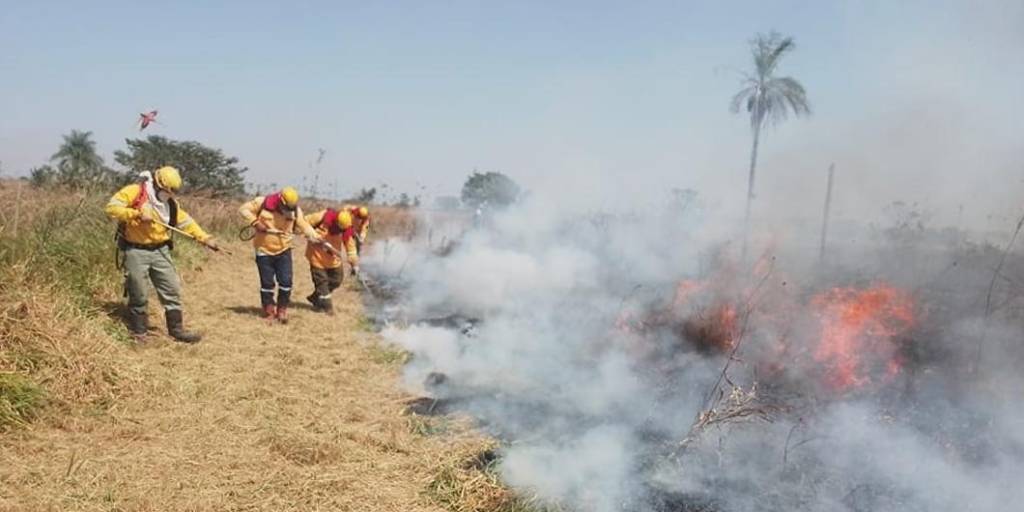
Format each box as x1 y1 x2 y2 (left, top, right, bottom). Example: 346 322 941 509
369 343 410 365
0 372 46 430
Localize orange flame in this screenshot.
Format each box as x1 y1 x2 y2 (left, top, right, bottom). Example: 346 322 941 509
811 284 916 391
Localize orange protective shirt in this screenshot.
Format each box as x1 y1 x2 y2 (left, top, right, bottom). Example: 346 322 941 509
304 209 358 269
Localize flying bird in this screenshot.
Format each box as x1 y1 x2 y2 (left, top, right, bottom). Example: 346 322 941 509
138 110 159 131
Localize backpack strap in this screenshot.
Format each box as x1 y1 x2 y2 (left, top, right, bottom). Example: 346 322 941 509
117 183 149 244
130 182 148 209
168 198 178 228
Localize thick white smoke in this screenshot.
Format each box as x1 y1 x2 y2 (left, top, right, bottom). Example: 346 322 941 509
359 4 1024 507
368 185 1024 511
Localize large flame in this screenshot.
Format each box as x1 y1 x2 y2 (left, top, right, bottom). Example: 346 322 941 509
811 284 916 391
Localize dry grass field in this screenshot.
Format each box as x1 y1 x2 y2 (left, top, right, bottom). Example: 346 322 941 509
0 182 529 512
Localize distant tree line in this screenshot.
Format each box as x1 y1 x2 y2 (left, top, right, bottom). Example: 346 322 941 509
27 130 525 211
29 131 247 196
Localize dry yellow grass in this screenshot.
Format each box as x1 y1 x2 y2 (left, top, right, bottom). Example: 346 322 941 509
0 235 499 512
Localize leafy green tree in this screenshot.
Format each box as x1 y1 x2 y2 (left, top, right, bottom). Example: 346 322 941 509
49 130 117 189
731 32 810 254
114 136 247 196
353 187 378 204
29 165 58 188
460 171 520 209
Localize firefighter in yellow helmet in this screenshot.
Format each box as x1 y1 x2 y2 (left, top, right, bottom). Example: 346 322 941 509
105 166 218 343
303 207 359 314
239 186 321 323
341 204 371 257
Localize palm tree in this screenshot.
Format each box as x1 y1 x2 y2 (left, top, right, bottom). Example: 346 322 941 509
50 130 107 187
731 32 810 258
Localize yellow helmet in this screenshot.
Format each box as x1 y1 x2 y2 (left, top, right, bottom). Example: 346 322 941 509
154 166 182 192
280 186 299 208
356 206 369 218
336 210 353 229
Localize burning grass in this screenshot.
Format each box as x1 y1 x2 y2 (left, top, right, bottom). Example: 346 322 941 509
373 201 1024 510
427 441 558 512
809 284 916 392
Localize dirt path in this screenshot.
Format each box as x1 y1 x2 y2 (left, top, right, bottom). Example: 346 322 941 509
0 242 481 512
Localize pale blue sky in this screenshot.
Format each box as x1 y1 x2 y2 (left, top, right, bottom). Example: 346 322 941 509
1 1 1021 223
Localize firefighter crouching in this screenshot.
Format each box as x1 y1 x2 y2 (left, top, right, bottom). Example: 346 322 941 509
238 186 321 324
304 208 359 314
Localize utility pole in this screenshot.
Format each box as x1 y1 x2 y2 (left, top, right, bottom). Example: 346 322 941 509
818 163 835 264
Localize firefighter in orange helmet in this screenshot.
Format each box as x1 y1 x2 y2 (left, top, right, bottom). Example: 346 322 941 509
303 207 359 314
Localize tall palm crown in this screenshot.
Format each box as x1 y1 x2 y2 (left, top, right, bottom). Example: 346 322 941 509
50 130 107 186
730 33 810 130
51 130 104 173
731 32 810 260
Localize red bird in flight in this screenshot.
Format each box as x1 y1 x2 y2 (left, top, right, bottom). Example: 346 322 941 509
138 110 159 131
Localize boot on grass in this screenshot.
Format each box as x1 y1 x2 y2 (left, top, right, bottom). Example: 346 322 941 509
276 305 289 324
263 304 277 319
128 311 148 343
166 309 201 343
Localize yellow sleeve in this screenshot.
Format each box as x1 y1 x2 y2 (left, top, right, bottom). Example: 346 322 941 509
175 205 211 242
239 197 263 223
345 234 359 265
294 207 319 239
105 185 142 222
305 210 324 229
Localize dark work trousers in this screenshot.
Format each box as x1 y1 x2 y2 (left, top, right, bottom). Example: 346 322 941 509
256 250 293 307
310 266 343 306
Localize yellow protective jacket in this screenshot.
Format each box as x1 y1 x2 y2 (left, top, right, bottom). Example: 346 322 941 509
105 183 210 246
304 209 359 270
239 196 318 256
341 204 371 241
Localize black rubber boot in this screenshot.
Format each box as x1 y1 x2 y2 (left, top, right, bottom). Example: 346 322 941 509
306 292 322 311
128 311 148 342
320 298 334 316
166 310 201 343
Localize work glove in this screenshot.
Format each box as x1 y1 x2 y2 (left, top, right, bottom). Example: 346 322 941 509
139 209 154 223
204 238 220 251
254 221 271 233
